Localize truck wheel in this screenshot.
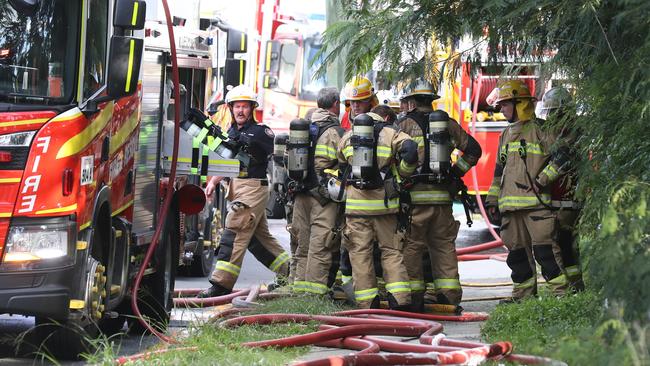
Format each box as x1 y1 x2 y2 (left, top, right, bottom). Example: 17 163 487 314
128 221 177 334
29 256 107 360
266 191 285 219
188 212 216 277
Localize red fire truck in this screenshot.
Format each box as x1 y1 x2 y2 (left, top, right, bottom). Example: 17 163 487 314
0 0 242 358
243 0 329 134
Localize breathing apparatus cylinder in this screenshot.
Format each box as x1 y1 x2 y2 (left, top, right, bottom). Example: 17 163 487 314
287 118 311 181
428 110 451 180
181 108 238 159
350 114 376 180
272 133 289 192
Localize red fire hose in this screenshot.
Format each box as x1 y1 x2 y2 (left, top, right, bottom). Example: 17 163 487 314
129 0 180 343
292 342 513 366
173 288 251 308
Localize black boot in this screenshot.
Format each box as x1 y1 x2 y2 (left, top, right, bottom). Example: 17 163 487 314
197 282 232 298
387 293 411 312
410 292 425 313
369 296 381 309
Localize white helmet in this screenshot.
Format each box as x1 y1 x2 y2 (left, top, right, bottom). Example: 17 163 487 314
327 177 346 202
225 85 258 107
538 87 572 119
400 78 438 100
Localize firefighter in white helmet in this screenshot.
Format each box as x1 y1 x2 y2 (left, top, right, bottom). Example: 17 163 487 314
539 87 584 291
337 111 419 309
289 87 346 296
485 80 569 302
398 78 483 310
199 85 290 297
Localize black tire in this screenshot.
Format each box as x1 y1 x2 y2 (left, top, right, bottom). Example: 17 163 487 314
127 219 177 334
266 191 286 219
98 303 128 335
27 257 107 360
26 317 100 360
188 212 216 277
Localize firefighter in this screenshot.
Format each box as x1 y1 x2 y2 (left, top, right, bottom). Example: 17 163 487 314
337 112 419 309
398 78 483 310
371 104 398 125
345 76 380 120
538 87 584 291
199 85 290 298
485 80 569 301
338 77 381 295
290 87 345 295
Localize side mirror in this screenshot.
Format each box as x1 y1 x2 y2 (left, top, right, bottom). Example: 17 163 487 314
264 41 281 73
107 36 143 99
262 40 280 89
224 58 246 89
113 0 146 30
263 75 278 89
227 29 247 53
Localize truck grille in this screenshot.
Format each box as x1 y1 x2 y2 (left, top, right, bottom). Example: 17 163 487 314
0 147 29 170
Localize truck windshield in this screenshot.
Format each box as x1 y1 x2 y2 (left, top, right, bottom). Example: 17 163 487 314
300 40 328 101
0 1 80 104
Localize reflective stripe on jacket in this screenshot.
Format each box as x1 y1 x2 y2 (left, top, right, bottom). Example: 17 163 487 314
398 107 481 205
485 119 561 213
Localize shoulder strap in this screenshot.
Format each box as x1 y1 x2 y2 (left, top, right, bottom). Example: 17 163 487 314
407 110 431 173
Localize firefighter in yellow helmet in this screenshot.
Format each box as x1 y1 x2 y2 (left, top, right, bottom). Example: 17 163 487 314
398 78 483 310
485 80 569 301
344 76 380 119
337 112 419 309
199 85 290 298
337 76 380 292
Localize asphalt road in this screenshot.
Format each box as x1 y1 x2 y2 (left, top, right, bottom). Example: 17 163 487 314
0 204 509 364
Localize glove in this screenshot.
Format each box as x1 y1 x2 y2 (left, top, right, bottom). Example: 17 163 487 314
447 174 463 199
399 139 419 164
236 133 253 147
450 164 466 178
487 205 501 224
186 108 209 126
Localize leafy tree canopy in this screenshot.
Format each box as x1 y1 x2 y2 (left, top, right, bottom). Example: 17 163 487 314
321 0 650 321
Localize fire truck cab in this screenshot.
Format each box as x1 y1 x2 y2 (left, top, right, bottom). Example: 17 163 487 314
0 0 241 358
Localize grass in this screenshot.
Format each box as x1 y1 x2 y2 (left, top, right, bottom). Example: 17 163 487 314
481 290 649 365
84 295 351 365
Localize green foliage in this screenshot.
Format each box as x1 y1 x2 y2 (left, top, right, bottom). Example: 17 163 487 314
323 0 650 321
248 295 351 316
481 291 649 365
84 296 350 365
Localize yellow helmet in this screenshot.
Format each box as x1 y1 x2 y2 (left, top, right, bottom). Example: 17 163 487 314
344 76 375 101
225 85 258 107
496 80 536 121
495 80 534 104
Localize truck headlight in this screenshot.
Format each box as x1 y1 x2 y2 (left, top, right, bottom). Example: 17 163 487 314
0 130 36 147
1 217 75 270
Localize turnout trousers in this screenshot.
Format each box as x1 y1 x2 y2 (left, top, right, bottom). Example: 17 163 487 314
555 208 583 290
343 215 411 308
210 179 290 290
403 205 462 306
501 209 568 299
292 194 341 294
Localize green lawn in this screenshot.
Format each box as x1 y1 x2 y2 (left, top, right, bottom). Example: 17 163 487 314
481 290 648 365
